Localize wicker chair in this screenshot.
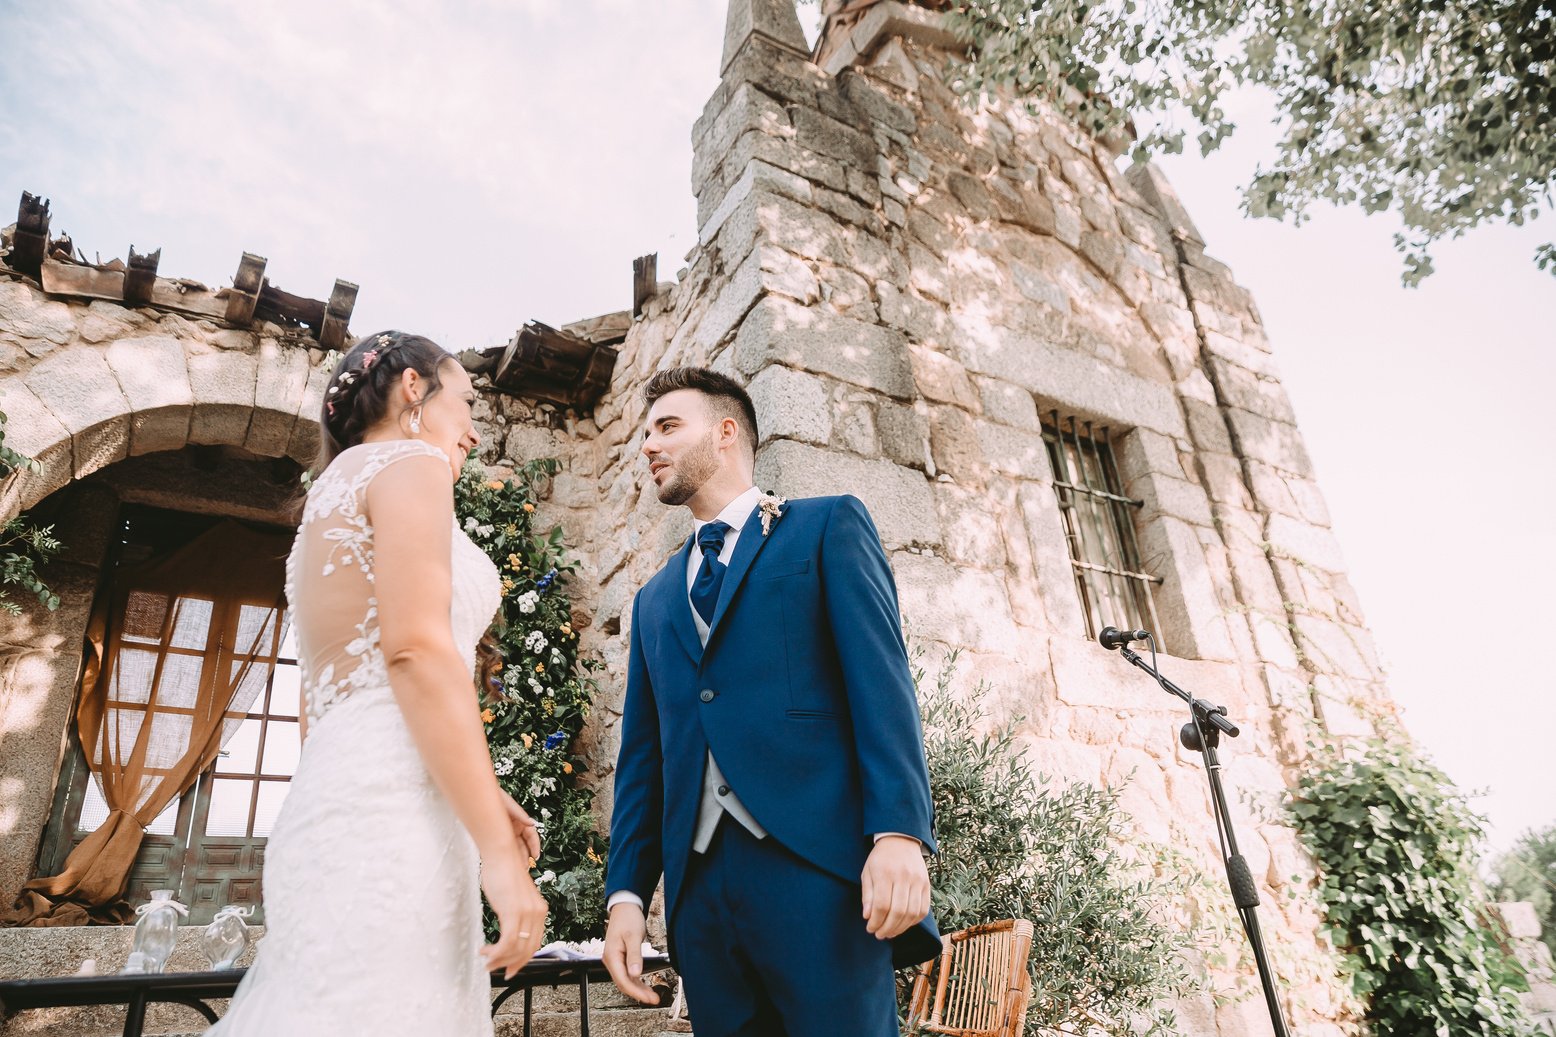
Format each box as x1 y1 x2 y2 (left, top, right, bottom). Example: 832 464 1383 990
905 919 1035 1036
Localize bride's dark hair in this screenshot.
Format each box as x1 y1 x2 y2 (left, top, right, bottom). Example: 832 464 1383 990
316 330 456 470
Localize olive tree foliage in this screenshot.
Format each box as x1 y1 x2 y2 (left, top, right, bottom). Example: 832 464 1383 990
817 0 1556 285
1490 822 1556 958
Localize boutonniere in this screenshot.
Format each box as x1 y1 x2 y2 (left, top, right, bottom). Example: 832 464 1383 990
757 491 787 536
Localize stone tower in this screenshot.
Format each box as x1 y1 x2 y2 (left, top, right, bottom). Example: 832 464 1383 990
571 1 1387 1032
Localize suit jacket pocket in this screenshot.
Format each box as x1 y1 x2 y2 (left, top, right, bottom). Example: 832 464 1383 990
756 558 811 580
785 709 838 720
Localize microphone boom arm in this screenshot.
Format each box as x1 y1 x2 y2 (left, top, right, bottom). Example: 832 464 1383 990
1116 644 1240 738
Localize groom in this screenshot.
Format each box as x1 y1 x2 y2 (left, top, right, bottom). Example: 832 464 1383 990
602 367 939 1035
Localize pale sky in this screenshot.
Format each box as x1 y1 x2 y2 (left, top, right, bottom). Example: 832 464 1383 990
3 1 1551 852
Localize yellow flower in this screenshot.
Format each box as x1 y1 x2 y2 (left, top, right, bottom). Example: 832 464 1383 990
543 700 554 715
559 623 572 637
586 847 601 864
504 524 518 536
522 502 535 513
486 479 505 491
507 553 522 569
562 762 573 774
480 708 495 724
535 663 544 673
500 577 515 596
522 733 533 749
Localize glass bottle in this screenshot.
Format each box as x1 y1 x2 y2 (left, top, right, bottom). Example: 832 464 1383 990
201 905 253 970
125 889 187 974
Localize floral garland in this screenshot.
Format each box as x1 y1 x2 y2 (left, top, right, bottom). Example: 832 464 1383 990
453 457 607 941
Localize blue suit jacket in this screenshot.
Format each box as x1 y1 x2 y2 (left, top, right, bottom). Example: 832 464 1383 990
606 494 940 968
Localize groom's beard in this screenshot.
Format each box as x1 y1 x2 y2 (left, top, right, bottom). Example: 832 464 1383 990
653 430 719 506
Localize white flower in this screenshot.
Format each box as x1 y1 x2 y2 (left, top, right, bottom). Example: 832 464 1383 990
527 677 543 693
550 648 564 666
476 524 494 538
494 758 514 776
464 517 479 532
537 870 557 886
525 630 547 653
757 491 787 536
517 591 540 614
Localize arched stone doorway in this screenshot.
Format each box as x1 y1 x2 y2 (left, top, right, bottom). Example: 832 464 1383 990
0 323 327 913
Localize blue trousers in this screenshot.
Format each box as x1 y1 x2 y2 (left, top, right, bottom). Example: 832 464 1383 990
671 820 899 1037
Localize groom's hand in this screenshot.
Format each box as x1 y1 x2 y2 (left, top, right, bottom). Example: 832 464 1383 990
862 835 931 940
603 902 660 1005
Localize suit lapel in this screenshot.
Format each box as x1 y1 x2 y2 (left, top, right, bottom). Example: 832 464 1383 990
660 536 702 665
704 503 779 648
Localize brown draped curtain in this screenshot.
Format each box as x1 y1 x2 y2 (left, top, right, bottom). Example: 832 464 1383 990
5 520 291 926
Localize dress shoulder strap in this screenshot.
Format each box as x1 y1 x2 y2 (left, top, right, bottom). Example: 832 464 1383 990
351 439 451 493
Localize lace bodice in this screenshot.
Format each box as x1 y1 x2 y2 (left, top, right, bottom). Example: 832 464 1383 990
285 439 502 725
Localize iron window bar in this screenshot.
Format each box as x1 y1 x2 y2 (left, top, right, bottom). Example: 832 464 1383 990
1042 411 1165 650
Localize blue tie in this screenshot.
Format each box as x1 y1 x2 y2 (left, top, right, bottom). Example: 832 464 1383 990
690 520 731 625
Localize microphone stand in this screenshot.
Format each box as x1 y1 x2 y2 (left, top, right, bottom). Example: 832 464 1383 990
1104 630 1291 1037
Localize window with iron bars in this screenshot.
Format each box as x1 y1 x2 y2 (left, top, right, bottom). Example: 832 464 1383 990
1042 413 1164 648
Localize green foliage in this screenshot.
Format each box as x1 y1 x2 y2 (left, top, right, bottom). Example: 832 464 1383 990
453 458 607 943
0 409 60 615
1287 732 1539 1036
1 517 62 615
934 0 1555 285
1491 823 1556 958
914 651 1207 1036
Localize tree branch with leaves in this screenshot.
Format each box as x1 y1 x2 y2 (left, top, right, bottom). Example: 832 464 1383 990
881 0 1555 284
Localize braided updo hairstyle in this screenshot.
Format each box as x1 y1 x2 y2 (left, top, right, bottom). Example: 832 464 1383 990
316 330 455 470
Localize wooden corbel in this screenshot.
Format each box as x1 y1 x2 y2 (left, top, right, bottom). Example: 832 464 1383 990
10 192 51 278
124 246 161 305
225 252 267 325
318 279 358 351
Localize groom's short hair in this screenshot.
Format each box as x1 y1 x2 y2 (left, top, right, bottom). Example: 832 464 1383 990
644 367 759 460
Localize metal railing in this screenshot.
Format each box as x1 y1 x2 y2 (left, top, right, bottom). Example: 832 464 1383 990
1042 412 1164 649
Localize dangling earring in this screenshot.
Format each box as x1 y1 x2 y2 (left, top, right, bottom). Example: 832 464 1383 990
409 408 422 435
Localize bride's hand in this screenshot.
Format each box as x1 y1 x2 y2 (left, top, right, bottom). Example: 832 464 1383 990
499 790 542 863
480 851 547 979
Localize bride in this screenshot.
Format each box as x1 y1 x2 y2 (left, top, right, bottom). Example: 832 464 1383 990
208 331 547 1035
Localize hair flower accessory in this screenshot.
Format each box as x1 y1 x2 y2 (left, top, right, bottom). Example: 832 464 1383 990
757 491 786 536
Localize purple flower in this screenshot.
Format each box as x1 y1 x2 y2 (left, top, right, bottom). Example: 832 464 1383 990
544 731 567 751
536 569 558 593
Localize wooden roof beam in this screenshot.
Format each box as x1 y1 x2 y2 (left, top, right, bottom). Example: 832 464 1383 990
225 252 267 325
123 246 161 305
10 192 51 278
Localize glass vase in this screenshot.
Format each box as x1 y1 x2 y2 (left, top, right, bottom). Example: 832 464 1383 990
125 889 187 974
200 904 253 970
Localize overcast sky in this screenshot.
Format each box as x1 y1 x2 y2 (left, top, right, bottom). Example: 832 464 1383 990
3 1 1551 853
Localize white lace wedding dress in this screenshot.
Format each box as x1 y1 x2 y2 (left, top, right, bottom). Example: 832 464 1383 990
208 439 502 1036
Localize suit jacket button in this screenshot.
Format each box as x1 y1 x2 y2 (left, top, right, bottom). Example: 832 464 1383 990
717 785 730 796
699 688 715 702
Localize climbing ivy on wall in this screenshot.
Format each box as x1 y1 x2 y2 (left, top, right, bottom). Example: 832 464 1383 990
0 408 60 616
1287 731 1538 1036
453 458 607 943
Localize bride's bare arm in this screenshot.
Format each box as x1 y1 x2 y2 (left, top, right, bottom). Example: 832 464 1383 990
367 454 546 974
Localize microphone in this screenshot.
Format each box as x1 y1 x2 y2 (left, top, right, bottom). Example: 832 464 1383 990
1099 626 1151 651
